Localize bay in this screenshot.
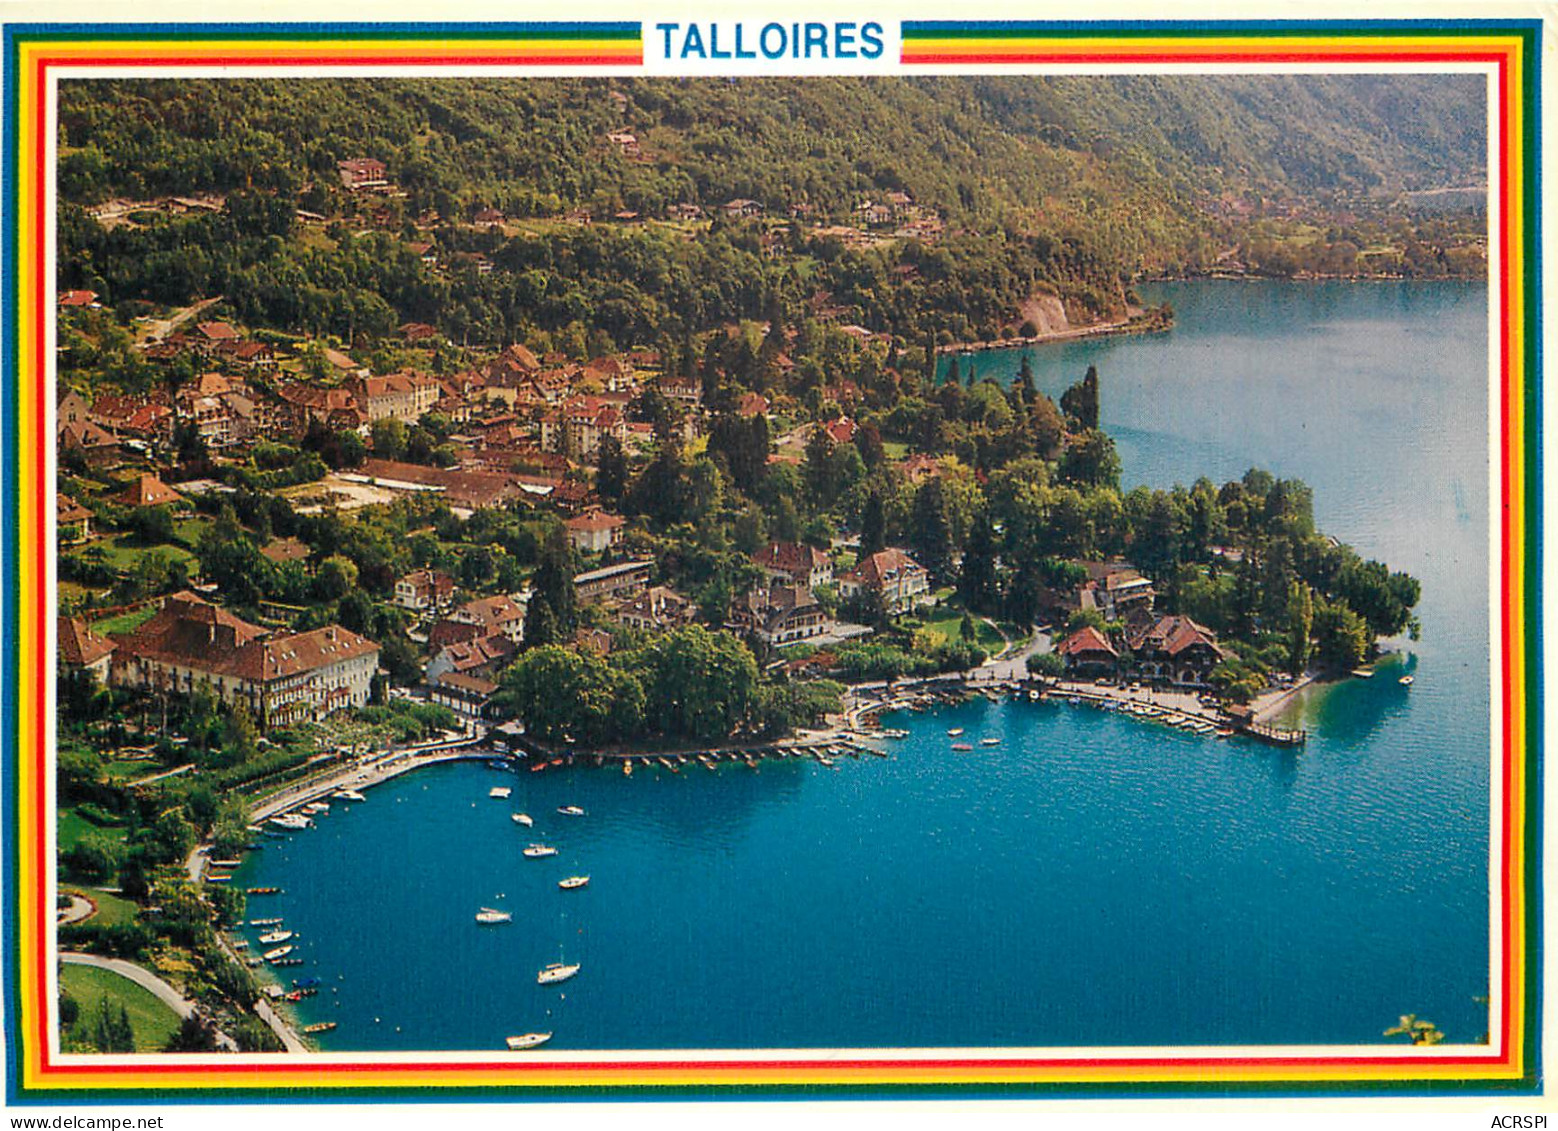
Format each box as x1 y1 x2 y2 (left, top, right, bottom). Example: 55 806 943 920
240 280 1490 1051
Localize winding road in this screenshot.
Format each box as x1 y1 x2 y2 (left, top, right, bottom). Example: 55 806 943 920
59 952 239 1051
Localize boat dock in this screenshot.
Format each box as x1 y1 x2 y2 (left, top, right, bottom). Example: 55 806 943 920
512 734 880 771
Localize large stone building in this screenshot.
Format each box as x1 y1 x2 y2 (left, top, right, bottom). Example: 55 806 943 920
109 592 379 728
838 548 930 614
752 541 833 590
349 372 441 424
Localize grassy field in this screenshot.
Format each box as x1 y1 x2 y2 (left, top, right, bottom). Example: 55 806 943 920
59 964 181 1052
91 605 158 635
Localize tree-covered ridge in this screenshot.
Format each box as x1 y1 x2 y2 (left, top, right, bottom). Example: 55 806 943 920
59 75 1486 214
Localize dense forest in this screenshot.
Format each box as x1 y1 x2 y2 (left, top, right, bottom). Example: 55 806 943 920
57 76 1486 349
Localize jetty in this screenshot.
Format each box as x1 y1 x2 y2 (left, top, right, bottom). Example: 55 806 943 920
512 732 876 770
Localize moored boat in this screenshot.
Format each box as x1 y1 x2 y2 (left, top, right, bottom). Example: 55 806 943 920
302 1022 336 1034
334 789 366 802
537 962 580 985
489 786 512 799
523 844 558 858
980 737 1001 746
1399 675 1415 686
512 813 534 826
476 908 513 924
951 742 973 752
258 930 294 944
263 945 295 961
506 1032 552 1049
558 876 590 890
947 728 965 737
557 805 585 817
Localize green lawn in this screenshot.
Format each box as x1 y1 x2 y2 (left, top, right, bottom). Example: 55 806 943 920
59 963 181 1052
63 886 140 927
881 441 910 461
91 605 158 635
92 536 199 573
57 805 128 857
910 605 1007 651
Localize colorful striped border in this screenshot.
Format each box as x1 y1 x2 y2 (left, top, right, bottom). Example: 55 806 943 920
1 19 1542 1102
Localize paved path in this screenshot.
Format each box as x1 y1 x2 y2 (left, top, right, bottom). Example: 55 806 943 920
59 952 239 1051
57 893 95 926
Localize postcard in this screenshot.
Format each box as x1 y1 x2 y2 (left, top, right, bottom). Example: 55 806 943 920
0 0 1546 1117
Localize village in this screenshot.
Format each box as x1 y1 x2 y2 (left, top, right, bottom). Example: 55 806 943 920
52 89 1430 1056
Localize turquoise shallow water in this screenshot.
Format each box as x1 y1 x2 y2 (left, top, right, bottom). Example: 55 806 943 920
241 281 1490 1051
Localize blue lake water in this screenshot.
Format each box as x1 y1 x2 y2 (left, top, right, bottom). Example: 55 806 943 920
241 280 1491 1051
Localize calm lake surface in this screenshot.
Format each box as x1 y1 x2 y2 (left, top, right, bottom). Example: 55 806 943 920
240 280 1491 1051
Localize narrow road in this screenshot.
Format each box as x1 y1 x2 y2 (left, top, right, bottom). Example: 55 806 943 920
140 295 223 344
59 952 239 1051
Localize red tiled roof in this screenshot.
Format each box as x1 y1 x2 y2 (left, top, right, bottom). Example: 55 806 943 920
843 548 924 588
113 592 377 682
1058 625 1117 659
56 493 92 524
58 616 115 668
118 474 184 508
196 321 239 341
753 541 828 578
59 290 98 307
565 510 626 534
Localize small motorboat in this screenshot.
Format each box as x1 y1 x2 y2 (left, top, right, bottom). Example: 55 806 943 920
951 743 973 752
947 728 965 737
269 815 309 830
1399 675 1415 686
476 908 513 924
489 786 512 799
292 977 321 989
334 789 366 802
258 930 294 945
506 1032 552 1050
302 802 330 815
558 876 590 890
524 844 558 858
512 813 534 826
263 945 295 961
623 761 633 776
537 963 580 985
980 737 1001 746
557 805 585 817
1350 667 1374 679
